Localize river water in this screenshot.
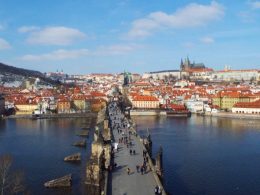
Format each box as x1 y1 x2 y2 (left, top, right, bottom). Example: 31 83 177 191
133 115 260 195
1 116 260 195
0 117 95 195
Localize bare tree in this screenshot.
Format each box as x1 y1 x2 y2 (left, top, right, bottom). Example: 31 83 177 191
0 154 12 195
9 171 25 194
0 154 26 195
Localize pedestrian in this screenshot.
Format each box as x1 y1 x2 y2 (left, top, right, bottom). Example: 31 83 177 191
154 185 159 194
143 150 146 157
130 149 132 155
142 164 146 174
140 166 144 175
133 150 136 155
136 165 140 172
127 167 130 175
158 186 162 195
108 165 112 172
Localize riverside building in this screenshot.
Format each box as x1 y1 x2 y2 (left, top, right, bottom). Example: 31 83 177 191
131 95 160 109
232 100 260 114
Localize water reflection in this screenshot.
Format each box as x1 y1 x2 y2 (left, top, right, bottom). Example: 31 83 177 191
0 119 6 133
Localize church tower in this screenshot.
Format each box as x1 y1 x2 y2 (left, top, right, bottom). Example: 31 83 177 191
180 58 184 71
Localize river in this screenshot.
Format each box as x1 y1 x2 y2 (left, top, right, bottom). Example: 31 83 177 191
133 115 260 195
1 115 260 195
0 117 95 195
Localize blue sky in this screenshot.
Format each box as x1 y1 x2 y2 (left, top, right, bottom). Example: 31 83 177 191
0 0 260 74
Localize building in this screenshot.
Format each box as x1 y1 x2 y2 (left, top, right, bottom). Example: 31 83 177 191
180 57 214 80
0 95 5 115
72 95 85 111
45 70 68 82
189 68 214 80
57 98 71 113
90 98 106 112
15 99 38 115
180 57 206 71
131 95 160 109
142 70 188 80
72 95 91 112
211 69 259 81
212 91 257 111
185 100 204 113
232 100 260 114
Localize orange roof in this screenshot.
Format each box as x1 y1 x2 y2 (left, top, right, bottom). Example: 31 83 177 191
189 68 214 73
90 91 106 97
233 100 260 108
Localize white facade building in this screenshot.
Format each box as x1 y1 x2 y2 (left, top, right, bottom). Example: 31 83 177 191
185 100 204 113
232 100 260 114
211 70 259 81
143 70 188 80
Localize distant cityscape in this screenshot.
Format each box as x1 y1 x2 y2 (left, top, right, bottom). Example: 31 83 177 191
0 57 259 118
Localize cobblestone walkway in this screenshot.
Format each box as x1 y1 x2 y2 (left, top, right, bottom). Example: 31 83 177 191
108 102 158 195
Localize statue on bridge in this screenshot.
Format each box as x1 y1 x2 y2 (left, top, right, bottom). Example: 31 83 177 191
123 71 132 86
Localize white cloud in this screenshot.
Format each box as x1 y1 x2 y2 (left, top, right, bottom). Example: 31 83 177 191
21 43 141 61
20 44 142 61
249 1 260 9
23 26 86 45
18 26 40 33
127 1 224 38
95 44 141 55
21 49 90 61
200 36 215 44
0 38 11 50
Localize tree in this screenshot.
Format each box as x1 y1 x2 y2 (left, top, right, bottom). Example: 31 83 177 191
0 154 26 195
250 76 256 83
0 154 12 195
168 74 177 81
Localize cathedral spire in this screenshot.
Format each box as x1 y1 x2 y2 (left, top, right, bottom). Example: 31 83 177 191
180 58 184 71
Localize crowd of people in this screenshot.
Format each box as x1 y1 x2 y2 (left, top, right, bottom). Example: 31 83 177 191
108 101 163 194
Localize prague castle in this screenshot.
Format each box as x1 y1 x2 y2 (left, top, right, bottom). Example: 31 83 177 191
180 56 206 71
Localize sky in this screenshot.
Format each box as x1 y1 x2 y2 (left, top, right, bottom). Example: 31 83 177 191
0 0 260 74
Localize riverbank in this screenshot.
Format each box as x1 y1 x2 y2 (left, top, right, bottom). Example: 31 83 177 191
130 110 166 116
4 112 97 119
203 112 260 120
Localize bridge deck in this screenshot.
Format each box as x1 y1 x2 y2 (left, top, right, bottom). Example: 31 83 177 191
108 104 159 195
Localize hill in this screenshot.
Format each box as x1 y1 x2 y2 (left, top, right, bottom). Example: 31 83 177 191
0 62 59 85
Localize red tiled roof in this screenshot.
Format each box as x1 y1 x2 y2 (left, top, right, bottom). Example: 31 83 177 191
233 100 260 108
90 91 106 97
